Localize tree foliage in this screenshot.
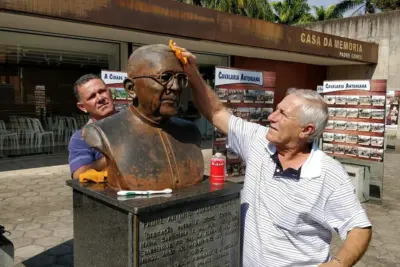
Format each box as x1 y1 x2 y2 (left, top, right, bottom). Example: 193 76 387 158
305 5 344 22
332 0 377 17
372 0 400 11
175 0 275 21
174 0 396 26
270 0 310 25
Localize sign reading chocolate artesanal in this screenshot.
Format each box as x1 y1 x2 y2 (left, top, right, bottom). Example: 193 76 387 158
215 67 263 86
320 80 371 93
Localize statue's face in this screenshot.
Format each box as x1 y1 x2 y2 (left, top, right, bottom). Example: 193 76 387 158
131 52 188 118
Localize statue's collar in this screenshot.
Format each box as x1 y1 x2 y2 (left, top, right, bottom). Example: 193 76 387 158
129 105 165 127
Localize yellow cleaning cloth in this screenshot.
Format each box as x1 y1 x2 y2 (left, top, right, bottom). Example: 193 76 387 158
79 169 108 183
169 40 187 65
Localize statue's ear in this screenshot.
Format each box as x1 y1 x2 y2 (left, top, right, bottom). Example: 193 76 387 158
123 78 136 99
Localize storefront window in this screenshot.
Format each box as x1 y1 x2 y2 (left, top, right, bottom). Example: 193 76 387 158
0 31 120 159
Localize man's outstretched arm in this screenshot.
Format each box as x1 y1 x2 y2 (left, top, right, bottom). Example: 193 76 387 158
177 44 231 135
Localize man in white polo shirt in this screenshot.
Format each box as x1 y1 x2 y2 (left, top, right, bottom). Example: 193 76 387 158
174 44 372 267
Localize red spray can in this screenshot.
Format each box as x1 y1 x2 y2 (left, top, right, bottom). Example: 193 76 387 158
210 152 226 185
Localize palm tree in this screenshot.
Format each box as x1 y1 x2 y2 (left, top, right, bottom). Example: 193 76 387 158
175 0 274 22
271 0 311 25
175 0 245 11
332 0 377 17
242 0 275 21
373 0 400 11
203 0 244 14
175 0 202 6
305 5 344 22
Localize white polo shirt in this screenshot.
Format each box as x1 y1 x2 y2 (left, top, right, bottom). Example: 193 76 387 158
228 116 371 267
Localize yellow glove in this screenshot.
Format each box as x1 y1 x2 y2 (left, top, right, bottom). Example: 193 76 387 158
79 169 108 183
169 40 187 65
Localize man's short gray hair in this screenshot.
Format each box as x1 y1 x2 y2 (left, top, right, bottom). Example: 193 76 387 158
73 74 102 101
287 88 328 142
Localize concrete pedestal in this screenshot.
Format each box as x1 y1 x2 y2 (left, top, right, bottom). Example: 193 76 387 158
66 179 242 267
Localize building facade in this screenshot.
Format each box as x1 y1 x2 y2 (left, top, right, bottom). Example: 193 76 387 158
303 10 400 145
0 0 378 169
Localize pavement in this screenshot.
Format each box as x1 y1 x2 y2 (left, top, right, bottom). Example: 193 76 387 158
0 150 400 266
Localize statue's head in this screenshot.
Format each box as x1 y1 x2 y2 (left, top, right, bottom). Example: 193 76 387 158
124 44 188 120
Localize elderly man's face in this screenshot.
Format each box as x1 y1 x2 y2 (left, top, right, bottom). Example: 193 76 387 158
266 94 305 146
134 52 185 118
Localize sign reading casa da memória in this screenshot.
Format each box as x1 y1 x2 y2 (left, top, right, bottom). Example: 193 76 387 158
300 32 364 61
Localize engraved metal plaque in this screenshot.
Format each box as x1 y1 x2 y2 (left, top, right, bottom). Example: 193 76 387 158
138 197 240 267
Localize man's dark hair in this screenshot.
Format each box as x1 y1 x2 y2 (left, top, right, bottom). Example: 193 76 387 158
73 74 102 101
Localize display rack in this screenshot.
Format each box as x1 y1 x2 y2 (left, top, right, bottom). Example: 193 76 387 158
320 80 387 162
212 67 276 178
386 90 400 130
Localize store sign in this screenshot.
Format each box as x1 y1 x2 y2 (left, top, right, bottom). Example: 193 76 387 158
101 70 127 85
300 32 363 60
215 67 263 86
321 80 370 93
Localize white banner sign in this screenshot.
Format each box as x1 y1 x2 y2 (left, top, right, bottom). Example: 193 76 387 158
321 80 370 93
215 67 263 86
101 70 127 85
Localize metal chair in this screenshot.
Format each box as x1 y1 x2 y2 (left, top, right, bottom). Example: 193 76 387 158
0 120 19 157
31 118 54 154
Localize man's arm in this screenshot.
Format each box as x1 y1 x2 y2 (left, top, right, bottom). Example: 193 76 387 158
323 173 372 267
321 228 372 267
68 130 106 179
177 44 231 134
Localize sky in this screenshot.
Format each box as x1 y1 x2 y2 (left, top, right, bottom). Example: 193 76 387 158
307 0 341 7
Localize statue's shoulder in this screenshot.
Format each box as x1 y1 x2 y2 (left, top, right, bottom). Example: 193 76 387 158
95 109 129 129
81 122 104 152
82 109 130 150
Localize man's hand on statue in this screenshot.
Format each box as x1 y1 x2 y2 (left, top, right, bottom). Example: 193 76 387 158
171 42 199 77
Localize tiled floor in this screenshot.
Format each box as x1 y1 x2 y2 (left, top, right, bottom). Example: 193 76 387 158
0 150 400 266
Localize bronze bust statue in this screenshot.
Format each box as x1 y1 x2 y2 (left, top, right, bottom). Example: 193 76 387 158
81 44 204 191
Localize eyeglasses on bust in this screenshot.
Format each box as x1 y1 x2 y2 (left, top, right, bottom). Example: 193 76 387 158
130 71 189 89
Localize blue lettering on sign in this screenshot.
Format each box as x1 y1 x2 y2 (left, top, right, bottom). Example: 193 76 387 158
240 74 260 83
218 71 260 83
218 71 239 81
109 74 125 81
